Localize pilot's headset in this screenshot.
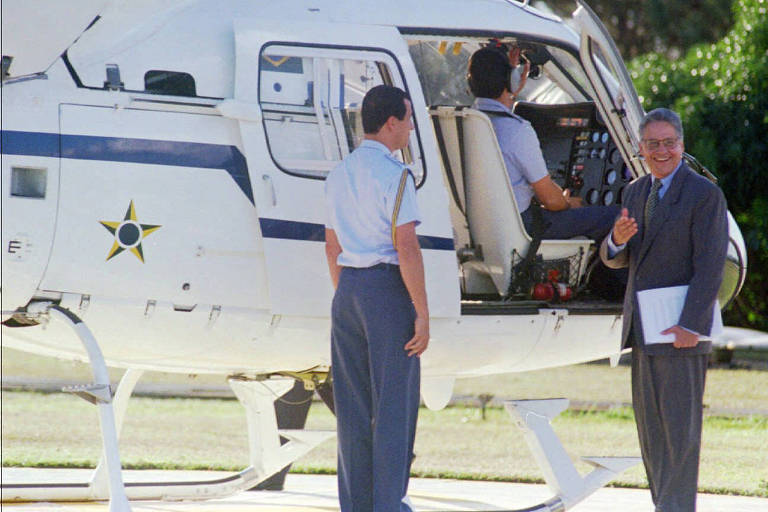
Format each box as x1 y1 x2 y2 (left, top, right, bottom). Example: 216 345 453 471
467 41 518 98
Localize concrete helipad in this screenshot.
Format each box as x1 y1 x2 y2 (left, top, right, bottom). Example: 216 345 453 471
2 469 767 511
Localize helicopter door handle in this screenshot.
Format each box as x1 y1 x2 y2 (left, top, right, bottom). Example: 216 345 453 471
262 175 277 206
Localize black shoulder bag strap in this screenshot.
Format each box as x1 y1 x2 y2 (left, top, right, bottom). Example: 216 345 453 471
431 114 466 217
454 111 469 214
454 108 476 248
507 202 546 296
523 201 546 261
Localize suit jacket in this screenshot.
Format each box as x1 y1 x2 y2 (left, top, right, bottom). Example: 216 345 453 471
600 162 728 356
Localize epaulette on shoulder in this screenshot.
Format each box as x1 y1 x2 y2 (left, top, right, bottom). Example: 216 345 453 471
384 153 409 171
399 167 416 185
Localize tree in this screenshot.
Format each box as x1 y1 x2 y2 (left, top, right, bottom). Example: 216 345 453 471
539 0 733 59
629 0 768 330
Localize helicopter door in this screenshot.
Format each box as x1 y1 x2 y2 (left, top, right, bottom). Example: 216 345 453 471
231 19 459 317
573 0 646 179
38 105 266 311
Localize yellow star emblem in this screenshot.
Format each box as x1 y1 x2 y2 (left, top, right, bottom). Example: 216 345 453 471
99 201 161 263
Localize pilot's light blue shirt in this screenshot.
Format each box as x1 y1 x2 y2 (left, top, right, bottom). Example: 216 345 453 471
607 160 683 256
473 97 549 213
325 139 421 268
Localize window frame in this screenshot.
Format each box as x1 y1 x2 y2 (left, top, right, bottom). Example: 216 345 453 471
257 42 426 187
144 70 197 97
10 166 47 199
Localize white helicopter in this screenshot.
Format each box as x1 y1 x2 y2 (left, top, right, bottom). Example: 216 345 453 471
1 0 748 510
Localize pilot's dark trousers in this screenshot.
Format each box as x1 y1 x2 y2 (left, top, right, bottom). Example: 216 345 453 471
331 263 420 512
631 339 707 512
521 204 619 241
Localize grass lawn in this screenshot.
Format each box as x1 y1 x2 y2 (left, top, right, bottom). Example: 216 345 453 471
2 391 767 497
4 347 767 412
452 362 768 414
2 347 768 496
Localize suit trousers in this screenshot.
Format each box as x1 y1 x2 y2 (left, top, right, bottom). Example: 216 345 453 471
631 335 708 512
331 264 420 512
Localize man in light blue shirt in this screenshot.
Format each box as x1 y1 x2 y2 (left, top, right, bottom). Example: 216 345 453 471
325 85 428 512
468 46 619 241
473 95 549 215
325 137 421 268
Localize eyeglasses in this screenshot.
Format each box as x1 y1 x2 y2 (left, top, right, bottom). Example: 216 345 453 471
642 137 680 150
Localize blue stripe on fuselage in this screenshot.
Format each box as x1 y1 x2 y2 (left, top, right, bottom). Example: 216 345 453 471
259 218 326 242
1 130 60 157
2 130 456 251
258 218 455 250
1 130 254 204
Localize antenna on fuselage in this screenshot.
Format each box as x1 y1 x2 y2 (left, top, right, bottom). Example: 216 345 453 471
104 63 124 91
1 56 13 80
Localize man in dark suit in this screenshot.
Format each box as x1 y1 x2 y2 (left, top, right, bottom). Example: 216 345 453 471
600 108 728 511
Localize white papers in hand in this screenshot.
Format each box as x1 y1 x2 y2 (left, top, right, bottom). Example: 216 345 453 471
636 285 723 344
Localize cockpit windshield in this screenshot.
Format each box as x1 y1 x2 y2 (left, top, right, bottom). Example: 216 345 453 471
407 39 591 107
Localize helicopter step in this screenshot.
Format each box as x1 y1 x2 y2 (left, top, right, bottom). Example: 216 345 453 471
505 398 640 511
62 382 113 405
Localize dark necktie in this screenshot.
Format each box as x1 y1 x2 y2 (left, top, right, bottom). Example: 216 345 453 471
644 179 663 228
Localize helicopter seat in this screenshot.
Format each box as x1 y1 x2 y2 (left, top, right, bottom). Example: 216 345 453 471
429 106 592 297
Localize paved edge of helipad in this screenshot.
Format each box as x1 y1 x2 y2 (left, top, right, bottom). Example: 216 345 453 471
2 469 767 511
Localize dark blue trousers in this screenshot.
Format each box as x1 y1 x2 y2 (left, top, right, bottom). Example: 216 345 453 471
521 204 620 241
331 264 420 512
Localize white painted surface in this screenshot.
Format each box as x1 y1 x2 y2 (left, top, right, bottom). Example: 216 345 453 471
1 0 109 77
0 0 742 386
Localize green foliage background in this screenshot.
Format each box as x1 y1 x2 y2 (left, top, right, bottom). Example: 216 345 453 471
628 0 768 330
544 0 734 59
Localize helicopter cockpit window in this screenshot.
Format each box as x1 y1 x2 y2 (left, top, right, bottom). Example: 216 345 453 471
258 44 424 184
144 70 196 97
407 41 474 106
407 40 587 106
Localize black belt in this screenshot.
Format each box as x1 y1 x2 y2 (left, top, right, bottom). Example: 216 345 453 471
344 263 399 271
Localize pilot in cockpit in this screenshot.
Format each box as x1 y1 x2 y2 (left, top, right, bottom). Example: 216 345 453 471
467 44 619 242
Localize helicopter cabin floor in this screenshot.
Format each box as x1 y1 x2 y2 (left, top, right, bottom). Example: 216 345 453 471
460 298 623 315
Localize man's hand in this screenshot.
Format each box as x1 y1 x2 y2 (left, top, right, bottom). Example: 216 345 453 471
508 46 523 67
507 46 531 97
661 325 700 349
564 189 583 209
404 313 430 357
396 221 430 357
612 208 638 245
531 176 576 212
325 229 343 289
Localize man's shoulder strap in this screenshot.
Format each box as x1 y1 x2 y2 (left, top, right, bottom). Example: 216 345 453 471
391 168 415 250
479 108 524 123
